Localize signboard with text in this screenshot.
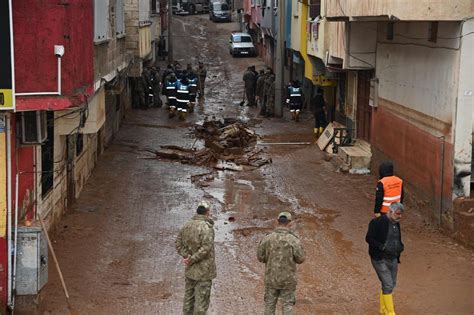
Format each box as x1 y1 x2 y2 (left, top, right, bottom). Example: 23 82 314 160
0 0 15 110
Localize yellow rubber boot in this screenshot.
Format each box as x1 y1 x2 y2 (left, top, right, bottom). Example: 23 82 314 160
379 291 386 314
313 128 320 143
382 294 395 315
319 127 324 136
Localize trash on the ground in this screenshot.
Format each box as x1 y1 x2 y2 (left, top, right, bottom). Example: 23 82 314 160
349 168 371 175
153 119 271 170
228 216 235 222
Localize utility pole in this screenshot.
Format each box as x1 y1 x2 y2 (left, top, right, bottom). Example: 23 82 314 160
168 0 173 63
274 0 285 117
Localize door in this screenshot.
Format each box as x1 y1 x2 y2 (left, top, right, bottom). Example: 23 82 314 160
356 70 373 142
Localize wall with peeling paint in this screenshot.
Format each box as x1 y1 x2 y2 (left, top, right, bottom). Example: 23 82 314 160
13 0 93 109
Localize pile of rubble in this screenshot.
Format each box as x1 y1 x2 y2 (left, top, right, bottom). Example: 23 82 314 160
154 119 271 170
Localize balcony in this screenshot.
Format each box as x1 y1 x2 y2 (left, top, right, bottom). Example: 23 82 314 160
325 0 473 21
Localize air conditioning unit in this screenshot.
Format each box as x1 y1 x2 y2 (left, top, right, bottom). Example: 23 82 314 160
20 111 48 145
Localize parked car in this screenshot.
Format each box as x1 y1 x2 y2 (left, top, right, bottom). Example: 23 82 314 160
209 1 231 22
173 0 210 15
229 32 256 57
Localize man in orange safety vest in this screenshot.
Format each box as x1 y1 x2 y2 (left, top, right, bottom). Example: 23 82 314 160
374 161 404 217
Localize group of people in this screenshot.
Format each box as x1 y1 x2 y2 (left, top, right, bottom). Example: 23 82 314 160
134 66 162 110
242 66 329 133
161 61 208 120
133 61 208 120
175 160 404 315
242 66 276 117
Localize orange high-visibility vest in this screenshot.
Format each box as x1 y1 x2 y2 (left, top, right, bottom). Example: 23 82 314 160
379 176 403 213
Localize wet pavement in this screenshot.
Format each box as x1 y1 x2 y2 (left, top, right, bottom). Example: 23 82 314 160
29 15 474 315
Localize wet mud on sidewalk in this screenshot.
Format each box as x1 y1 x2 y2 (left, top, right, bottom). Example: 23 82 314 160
26 15 474 315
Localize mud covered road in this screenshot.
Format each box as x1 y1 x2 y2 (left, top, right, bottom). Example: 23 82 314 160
30 15 473 315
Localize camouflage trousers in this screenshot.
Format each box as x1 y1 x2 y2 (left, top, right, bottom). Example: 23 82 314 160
264 287 296 315
183 278 212 315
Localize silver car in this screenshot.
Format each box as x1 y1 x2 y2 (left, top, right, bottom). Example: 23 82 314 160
229 32 256 57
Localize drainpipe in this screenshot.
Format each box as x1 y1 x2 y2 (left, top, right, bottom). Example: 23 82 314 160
11 173 18 310
439 135 445 225
6 114 12 308
15 45 64 96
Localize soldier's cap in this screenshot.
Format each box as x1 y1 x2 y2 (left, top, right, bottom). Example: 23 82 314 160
198 201 210 210
278 212 292 221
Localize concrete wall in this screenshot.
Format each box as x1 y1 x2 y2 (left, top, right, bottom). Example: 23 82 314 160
346 22 376 69
74 133 99 198
325 0 473 21
290 2 301 51
371 21 466 219
125 0 140 54
94 0 129 85
376 21 462 139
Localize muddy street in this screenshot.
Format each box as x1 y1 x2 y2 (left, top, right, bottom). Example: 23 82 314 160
32 15 474 315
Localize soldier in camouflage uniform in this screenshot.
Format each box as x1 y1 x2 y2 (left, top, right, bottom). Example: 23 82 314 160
257 212 306 315
260 68 274 116
176 201 216 315
266 74 276 117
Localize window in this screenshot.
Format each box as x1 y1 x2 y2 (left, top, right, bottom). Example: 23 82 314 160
94 0 110 43
233 35 252 43
115 0 125 37
151 0 159 14
41 112 54 198
386 22 394 40
213 3 229 10
428 22 438 43
309 0 321 19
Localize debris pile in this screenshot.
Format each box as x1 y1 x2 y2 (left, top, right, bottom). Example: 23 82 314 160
154 119 271 170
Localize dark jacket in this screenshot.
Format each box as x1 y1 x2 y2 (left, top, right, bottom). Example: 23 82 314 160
312 93 325 114
374 161 404 214
365 215 404 262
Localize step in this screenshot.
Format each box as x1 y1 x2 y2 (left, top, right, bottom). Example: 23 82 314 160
338 141 372 172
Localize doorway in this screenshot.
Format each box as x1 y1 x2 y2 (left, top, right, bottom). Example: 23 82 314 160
356 70 373 142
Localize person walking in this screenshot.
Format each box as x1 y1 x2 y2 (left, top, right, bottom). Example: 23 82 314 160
257 212 305 315
312 87 328 137
176 201 216 315
197 61 207 99
375 161 404 217
243 66 257 106
366 202 405 315
286 80 303 122
150 66 162 107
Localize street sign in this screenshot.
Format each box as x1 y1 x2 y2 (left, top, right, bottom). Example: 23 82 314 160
0 0 15 110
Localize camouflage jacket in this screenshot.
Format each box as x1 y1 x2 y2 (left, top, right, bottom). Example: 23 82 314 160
257 227 305 289
256 75 266 97
263 75 274 97
268 81 275 103
176 215 217 281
